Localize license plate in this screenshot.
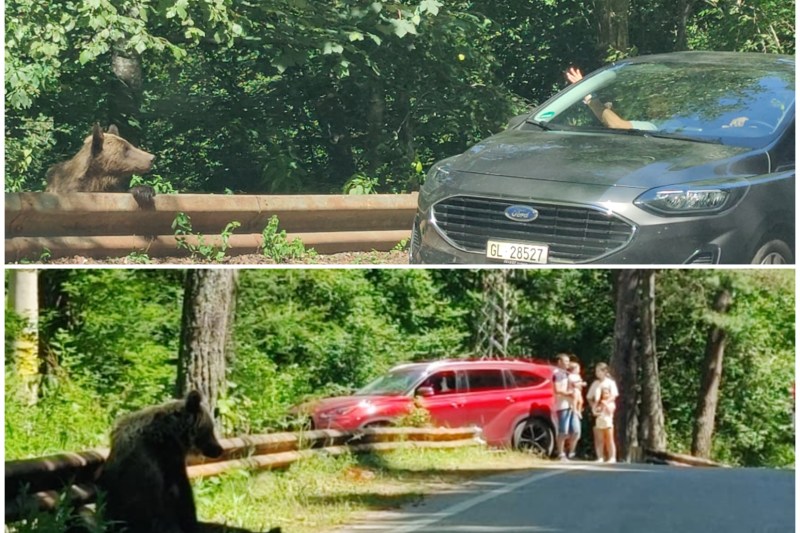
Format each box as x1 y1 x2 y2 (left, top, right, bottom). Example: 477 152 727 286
486 240 548 264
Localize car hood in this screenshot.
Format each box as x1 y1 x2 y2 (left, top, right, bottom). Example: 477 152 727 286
300 395 409 414
448 129 762 189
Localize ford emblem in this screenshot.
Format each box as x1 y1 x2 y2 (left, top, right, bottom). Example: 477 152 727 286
504 205 539 222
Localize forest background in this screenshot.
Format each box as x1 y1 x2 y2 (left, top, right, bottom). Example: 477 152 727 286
5 268 795 469
6 0 795 194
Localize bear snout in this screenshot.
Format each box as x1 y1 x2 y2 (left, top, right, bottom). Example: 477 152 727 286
201 441 224 458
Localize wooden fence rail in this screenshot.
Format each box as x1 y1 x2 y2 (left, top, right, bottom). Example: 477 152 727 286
5 192 418 260
5 427 482 522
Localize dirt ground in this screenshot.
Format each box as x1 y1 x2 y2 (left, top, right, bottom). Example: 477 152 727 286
35 250 411 266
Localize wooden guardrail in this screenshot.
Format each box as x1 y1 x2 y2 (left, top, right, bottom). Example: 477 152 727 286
5 427 482 522
644 448 727 468
5 192 419 260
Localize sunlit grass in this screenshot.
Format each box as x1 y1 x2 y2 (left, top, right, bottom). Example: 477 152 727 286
194 446 542 533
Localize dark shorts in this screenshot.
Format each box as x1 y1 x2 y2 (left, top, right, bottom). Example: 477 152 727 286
556 409 581 436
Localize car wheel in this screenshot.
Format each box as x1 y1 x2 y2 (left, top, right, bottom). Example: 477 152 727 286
751 239 794 265
513 418 554 457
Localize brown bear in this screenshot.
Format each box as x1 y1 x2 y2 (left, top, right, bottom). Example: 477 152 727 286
98 390 224 533
45 123 156 208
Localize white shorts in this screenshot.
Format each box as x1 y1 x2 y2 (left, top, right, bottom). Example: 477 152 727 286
595 415 614 429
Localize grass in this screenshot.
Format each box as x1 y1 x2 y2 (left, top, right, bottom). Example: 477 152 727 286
194 446 543 533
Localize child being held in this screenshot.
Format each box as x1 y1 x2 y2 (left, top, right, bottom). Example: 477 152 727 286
567 362 587 417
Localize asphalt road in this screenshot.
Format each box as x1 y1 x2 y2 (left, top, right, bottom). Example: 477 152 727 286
333 463 795 533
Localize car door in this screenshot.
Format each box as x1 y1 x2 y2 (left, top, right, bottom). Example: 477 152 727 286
480 367 553 446
457 368 511 442
415 370 469 429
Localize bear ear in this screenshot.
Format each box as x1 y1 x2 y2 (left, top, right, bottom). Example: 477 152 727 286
186 390 203 413
107 124 120 136
91 123 105 156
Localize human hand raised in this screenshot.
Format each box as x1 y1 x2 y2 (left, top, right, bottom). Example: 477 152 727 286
565 67 584 85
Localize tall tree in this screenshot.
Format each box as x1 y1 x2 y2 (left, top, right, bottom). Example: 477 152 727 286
638 270 666 451
610 269 640 462
9 269 40 404
691 285 734 458
177 269 238 416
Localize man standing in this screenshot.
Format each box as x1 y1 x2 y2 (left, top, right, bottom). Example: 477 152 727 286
553 353 580 460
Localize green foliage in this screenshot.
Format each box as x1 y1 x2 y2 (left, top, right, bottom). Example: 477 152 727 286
5 371 113 458
656 270 795 467
260 215 315 263
343 174 379 195
129 173 179 194
396 399 434 428
172 212 241 261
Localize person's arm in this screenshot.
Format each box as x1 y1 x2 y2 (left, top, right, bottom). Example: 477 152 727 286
610 380 620 401
566 67 633 130
586 96 633 129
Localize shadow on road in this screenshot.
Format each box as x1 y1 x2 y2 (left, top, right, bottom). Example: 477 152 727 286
199 522 281 533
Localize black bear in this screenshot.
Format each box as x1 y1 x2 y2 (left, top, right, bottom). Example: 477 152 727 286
45 123 156 208
99 390 223 533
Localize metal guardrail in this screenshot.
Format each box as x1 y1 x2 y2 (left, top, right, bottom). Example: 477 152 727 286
5 427 482 522
5 192 419 260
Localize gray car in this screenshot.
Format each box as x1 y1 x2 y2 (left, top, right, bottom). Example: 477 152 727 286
410 52 795 265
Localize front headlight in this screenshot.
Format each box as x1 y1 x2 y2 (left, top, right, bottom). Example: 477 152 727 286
634 178 749 216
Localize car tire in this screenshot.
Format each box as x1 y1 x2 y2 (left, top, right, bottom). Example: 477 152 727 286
751 239 794 265
512 418 554 458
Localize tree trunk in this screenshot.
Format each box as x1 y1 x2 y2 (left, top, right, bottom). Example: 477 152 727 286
38 269 72 375
595 0 631 58
638 270 667 451
691 287 733 458
177 269 238 416
610 269 640 462
110 4 144 144
366 81 385 176
675 0 696 51
10 269 40 404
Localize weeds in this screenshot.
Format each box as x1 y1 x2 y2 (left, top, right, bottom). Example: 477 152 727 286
260 215 315 263
172 212 241 262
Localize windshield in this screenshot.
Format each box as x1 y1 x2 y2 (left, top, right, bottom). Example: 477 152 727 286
531 59 794 147
355 367 426 396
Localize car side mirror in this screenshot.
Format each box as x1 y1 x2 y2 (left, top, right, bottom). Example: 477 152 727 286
416 386 436 397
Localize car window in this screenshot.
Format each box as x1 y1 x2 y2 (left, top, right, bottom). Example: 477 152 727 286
465 369 506 392
418 371 458 396
356 367 425 396
509 370 547 388
535 59 795 148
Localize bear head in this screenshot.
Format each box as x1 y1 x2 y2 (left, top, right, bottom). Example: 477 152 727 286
86 123 155 179
183 390 224 459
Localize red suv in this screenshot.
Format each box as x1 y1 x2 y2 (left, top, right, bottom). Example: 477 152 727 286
299 359 556 456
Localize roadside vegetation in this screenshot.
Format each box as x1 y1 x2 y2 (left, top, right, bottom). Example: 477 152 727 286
196 447 539 533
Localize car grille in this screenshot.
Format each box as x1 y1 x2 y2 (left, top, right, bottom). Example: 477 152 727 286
432 196 634 263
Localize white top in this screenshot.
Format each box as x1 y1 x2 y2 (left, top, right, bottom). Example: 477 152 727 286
629 120 658 131
553 368 571 411
587 376 619 406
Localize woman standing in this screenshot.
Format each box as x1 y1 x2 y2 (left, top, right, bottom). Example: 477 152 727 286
587 363 619 462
